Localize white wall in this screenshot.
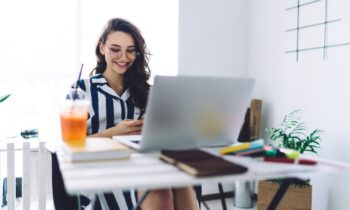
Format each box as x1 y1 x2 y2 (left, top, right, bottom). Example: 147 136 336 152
248 0 350 161
179 0 249 77
179 0 350 209
180 0 350 160
247 1 350 209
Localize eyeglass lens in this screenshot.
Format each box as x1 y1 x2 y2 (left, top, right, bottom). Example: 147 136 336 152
107 46 138 59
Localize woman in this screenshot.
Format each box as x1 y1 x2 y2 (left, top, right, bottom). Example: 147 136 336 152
72 18 199 210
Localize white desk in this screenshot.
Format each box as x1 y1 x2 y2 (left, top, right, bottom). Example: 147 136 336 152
56 147 345 196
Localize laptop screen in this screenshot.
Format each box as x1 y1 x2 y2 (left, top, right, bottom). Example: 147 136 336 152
137 75 255 152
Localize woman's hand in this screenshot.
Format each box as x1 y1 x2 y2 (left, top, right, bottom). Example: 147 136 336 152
89 119 144 138
113 119 144 135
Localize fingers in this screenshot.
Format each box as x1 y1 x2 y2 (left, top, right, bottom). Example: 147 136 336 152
126 119 143 126
127 124 142 133
129 131 142 135
120 119 143 134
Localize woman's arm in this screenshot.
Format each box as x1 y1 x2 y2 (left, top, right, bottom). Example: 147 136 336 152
89 119 144 138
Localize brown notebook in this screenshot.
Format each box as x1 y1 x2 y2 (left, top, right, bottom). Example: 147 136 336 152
160 149 248 177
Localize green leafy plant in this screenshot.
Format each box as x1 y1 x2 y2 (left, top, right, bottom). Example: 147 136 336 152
267 109 322 154
266 110 322 186
0 94 11 104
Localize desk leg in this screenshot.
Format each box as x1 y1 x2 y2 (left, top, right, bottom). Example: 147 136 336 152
267 178 307 210
218 183 227 210
77 194 81 210
133 190 151 210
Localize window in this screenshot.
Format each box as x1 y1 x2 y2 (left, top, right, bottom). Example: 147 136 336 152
0 0 178 140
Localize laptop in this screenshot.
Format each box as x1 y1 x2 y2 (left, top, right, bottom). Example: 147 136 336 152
113 75 255 152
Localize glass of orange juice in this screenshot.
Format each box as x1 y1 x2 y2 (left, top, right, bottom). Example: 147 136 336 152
60 89 89 147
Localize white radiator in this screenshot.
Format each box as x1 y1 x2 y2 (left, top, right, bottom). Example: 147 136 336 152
0 141 52 210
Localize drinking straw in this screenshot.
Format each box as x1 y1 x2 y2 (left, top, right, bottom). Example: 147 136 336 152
73 64 84 100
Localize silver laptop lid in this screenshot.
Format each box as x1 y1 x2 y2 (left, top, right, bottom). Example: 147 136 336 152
140 75 255 152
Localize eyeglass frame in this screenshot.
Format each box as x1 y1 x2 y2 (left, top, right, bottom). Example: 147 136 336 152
104 44 140 60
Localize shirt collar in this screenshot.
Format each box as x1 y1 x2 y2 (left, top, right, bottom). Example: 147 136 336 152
91 74 107 85
91 74 130 100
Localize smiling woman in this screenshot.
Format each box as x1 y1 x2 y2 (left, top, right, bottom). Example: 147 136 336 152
50 17 194 210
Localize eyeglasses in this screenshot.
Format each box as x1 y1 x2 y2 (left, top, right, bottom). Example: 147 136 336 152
105 45 139 60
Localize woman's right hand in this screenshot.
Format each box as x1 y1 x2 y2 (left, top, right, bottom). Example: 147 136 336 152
89 119 144 138
113 119 144 135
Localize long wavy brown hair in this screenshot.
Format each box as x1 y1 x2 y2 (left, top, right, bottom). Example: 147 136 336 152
91 18 151 109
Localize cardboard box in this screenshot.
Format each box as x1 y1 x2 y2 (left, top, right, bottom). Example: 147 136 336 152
257 180 312 210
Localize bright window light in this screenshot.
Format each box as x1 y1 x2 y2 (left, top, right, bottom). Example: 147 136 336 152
0 0 178 140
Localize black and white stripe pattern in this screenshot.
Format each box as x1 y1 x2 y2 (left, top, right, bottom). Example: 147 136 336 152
75 74 142 209
76 74 142 135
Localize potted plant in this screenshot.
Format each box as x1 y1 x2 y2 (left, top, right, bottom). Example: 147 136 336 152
257 109 322 210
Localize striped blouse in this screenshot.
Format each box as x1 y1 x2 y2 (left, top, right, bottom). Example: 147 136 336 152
75 74 141 209
76 74 143 135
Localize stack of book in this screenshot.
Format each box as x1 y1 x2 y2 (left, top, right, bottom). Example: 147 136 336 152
63 137 131 162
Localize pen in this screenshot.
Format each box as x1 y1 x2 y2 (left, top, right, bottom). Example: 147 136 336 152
138 108 145 120
220 143 250 155
236 145 273 157
220 139 264 155
264 157 317 165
